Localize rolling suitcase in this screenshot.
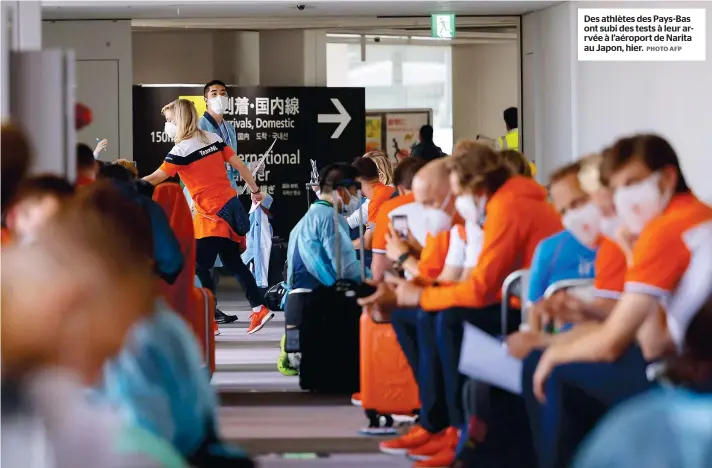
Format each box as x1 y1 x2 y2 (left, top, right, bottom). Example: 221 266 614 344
267 237 288 288
298 184 366 394
195 286 216 375
359 307 420 435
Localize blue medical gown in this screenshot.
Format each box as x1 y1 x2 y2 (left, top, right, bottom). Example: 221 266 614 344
286 201 364 291
93 299 247 459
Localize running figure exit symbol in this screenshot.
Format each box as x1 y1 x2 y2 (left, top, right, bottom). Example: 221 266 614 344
431 13 455 39
318 98 351 139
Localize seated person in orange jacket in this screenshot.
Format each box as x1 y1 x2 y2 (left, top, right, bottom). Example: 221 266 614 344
362 142 562 467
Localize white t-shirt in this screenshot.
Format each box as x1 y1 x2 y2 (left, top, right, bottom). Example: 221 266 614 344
464 221 485 268
445 222 484 268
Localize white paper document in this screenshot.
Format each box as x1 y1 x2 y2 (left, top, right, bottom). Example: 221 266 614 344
458 323 523 395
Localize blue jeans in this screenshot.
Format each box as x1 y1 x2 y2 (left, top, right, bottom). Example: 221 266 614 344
522 346 653 468
390 305 517 434
391 308 449 433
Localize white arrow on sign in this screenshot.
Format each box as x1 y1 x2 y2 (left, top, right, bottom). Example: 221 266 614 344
318 98 351 139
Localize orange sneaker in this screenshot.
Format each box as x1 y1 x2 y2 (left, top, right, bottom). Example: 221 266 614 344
407 427 458 461
379 426 434 455
413 447 456 468
247 306 275 334
213 321 220 336
351 392 362 407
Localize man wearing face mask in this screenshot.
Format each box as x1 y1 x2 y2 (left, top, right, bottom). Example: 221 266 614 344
198 80 240 190
196 80 242 324
528 134 712 468
282 164 363 327
362 158 468 464
366 143 561 467
508 156 629 352
523 161 602 332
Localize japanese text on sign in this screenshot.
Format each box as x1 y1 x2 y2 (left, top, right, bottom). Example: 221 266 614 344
227 97 300 116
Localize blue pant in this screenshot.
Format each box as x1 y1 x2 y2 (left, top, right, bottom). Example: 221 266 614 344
522 346 653 468
390 305 516 434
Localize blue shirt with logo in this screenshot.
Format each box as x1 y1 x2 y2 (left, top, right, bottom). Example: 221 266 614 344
528 229 597 304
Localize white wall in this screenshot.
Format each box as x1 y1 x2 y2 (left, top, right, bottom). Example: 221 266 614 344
522 2 578 183
133 31 215 84
523 1 712 201
451 42 518 144
260 29 326 86
43 20 133 160
132 30 261 86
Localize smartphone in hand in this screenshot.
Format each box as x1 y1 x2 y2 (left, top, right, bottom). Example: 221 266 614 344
391 214 409 240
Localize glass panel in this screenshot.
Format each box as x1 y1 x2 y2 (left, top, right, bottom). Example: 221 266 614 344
327 42 453 154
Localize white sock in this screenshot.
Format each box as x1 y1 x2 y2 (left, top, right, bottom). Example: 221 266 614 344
252 305 263 313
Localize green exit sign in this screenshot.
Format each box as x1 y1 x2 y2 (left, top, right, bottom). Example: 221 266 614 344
431 13 456 39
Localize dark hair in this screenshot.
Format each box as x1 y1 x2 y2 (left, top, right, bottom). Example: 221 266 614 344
503 107 518 130
13 175 74 204
352 157 380 182
203 80 228 98
77 143 96 170
319 163 360 193
600 134 689 194
665 292 712 387
1 123 33 212
99 163 135 182
500 150 532 178
71 180 154 262
419 125 434 141
548 161 582 186
393 157 427 190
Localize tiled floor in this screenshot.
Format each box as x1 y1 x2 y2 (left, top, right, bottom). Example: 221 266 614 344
213 286 384 459
257 454 412 467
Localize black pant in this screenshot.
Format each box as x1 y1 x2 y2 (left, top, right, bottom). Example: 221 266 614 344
196 236 264 308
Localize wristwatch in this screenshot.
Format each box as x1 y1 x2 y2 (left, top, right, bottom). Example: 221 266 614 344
250 187 261 194
395 252 410 267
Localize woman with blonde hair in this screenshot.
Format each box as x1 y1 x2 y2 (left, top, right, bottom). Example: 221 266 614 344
143 99 274 335
364 150 395 186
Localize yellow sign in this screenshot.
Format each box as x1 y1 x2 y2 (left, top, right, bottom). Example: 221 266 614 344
178 95 207 116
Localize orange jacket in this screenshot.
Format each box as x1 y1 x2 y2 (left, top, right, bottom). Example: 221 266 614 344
420 176 562 310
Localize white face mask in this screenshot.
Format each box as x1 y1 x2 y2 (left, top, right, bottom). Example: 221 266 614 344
208 95 229 115
454 194 486 225
423 192 454 235
613 172 672 235
164 121 177 140
423 208 452 235
562 202 602 248
599 215 622 239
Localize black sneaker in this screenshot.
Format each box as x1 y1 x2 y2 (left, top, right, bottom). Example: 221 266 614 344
215 308 237 324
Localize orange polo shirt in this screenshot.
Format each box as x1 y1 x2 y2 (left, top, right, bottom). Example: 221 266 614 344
624 193 712 348
159 132 239 241
367 183 396 223
420 176 562 311
371 192 416 254
592 236 627 299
